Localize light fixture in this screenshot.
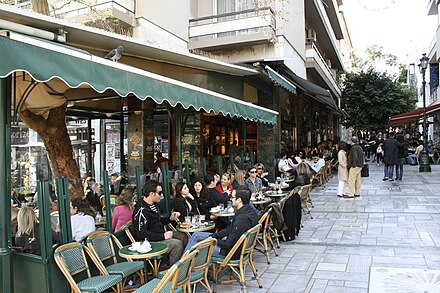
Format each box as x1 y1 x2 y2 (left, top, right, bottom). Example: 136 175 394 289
418 53 431 172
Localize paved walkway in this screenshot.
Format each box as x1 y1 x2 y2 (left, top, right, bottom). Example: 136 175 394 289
212 162 440 292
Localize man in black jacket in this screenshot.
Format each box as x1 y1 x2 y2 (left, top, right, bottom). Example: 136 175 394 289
183 189 258 259
132 180 186 265
346 136 365 198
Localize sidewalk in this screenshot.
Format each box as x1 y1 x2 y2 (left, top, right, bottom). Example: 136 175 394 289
212 162 440 292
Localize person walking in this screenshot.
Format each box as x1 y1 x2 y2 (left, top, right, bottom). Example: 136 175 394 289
337 141 348 198
346 136 364 198
395 134 407 181
382 132 405 182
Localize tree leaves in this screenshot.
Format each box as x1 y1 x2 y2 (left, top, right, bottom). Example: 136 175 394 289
341 69 416 131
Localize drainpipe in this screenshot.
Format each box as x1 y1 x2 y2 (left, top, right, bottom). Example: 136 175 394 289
0 77 13 293
0 19 66 43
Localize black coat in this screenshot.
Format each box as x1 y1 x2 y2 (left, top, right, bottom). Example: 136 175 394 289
383 138 405 165
195 191 216 217
211 204 258 259
132 199 169 242
173 197 199 222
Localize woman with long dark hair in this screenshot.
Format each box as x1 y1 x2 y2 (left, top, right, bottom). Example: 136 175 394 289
191 178 216 218
173 182 199 222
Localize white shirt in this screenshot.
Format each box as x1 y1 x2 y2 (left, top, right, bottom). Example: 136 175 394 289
310 158 325 173
278 158 295 173
71 213 95 241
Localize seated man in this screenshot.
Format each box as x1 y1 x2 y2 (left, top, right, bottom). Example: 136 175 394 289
184 189 258 259
132 180 187 266
278 151 297 175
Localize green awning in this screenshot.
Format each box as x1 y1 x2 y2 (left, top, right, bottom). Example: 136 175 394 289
283 67 337 111
265 66 297 94
0 32 278 124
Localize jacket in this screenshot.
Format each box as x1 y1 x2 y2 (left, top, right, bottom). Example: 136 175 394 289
267 203 287 231
211 204 258 259
195 191 216 217
383 138 405 165
348 144 364 168
173 196 199 222
337 149 348 181
132 199 169 242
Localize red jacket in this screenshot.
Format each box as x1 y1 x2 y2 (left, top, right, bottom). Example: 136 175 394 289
215 183 233 201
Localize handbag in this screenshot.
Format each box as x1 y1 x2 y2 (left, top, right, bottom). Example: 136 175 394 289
361 164 369 177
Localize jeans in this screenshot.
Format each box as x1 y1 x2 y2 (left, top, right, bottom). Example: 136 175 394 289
395 158 405 180
184 232 223 258
384 165 394 179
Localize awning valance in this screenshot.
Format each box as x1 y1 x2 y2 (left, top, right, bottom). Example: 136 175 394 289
265 66 297 94
0 32 278 124
283 68 337 110
388 103 440 127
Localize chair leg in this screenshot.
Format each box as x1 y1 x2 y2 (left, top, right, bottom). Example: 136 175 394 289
212 264 219 293
263 233 270 264
239 264 247 293
248 258 262 289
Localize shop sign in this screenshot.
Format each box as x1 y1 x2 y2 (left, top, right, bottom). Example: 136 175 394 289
11 127 29 145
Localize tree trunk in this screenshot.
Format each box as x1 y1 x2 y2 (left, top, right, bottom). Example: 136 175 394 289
31 0 50 15
20 103 83 199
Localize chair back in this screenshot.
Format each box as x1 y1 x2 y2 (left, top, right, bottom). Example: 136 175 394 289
123 223 136 243
86 231 117 265
100 194 118 215
155 249 198 292
219 223 261 266
258 207 271 229
298 184 312 202
54 242 92 292
189 237 217 273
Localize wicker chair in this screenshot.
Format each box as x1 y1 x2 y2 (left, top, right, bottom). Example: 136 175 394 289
211 224 262 293
298 183 314 219
255 207 278 264
86 231 145 286
54 242 123 293
134 249 198 293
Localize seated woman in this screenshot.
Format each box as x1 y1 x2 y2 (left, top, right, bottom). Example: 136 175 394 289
112 188 134 232
191 178 216 218
215 173 234 201
15 206 40 255
278 151 297 176
173 182 199 223
70 197 96 242
232 169 246 190
245 166 263 198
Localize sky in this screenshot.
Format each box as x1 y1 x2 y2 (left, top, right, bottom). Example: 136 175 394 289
342 0 437 65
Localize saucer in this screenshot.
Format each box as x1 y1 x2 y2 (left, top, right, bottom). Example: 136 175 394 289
137 247 152 253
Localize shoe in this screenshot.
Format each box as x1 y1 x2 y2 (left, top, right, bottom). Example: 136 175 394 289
354 194 360 197
383 177 388 181
343 195 354 199
389 179 394 182
337 194 343 198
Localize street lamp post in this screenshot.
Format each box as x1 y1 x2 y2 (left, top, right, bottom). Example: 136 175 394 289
418 53 431 172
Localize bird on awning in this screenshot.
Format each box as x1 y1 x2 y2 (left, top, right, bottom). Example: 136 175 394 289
105 46 124 62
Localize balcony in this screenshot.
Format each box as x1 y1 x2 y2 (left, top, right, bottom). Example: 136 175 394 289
305 42 341 97
50 0 135 28
188 7 276 51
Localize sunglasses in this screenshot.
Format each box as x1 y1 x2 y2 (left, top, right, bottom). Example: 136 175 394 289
256 167 263 170
249 170 257 173
155 191 163 196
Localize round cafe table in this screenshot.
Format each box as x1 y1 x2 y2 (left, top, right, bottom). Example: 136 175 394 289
250 197 272 205
265 192 289 198
211 210 235 217
176 221 216 233
119 242 168 277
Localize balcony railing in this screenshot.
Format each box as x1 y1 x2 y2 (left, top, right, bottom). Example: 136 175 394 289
188 7 276 50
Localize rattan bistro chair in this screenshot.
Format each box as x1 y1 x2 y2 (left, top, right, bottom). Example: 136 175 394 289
211 224 262 293
298 183 314 219
54 242 123 293
158 237 217 293
255 207 278 264
134 249 199 293
86 231 145 286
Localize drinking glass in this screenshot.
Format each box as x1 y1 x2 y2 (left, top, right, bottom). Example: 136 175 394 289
184 216 191 224
192 215 199 226
200 215 206 224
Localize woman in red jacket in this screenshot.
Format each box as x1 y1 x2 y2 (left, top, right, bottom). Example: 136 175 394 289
215 172 234 201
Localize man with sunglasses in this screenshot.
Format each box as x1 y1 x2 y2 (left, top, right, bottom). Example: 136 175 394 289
183 188 258 259
132 179 187 266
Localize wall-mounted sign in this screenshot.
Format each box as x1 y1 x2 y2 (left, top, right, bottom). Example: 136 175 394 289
11 127 29 145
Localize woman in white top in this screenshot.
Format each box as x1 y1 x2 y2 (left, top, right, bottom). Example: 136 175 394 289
70 197 95 242
278 151 297 175
337 141 348 198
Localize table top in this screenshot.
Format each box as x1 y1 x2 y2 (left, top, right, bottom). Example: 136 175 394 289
176 221 215 233
211 209 235 217
250 197 272 205
265 192 289 198
119 242 168 260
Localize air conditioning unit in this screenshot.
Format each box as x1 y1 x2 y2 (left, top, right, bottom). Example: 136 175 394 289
306 28 317 43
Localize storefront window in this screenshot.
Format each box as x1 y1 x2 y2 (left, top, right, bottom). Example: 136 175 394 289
182 114 200 174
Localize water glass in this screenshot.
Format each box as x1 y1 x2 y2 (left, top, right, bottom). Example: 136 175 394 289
184 216 191 224
192 215 199 226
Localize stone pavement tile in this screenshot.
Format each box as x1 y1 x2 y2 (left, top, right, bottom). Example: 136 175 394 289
344 281 368 288
327 280 344 286
346 255 371 273
268 274 311 292
307 279 327 293
316 262 346 271
324 285 368 293
372 256 426 266
325 246 395 257
313 253 349 264
247 277 276 289
260 272 280 279
312 271 369 282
